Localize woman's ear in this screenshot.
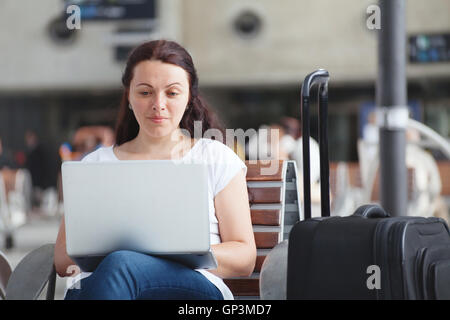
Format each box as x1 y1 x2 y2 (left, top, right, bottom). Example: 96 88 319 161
126 88 132 110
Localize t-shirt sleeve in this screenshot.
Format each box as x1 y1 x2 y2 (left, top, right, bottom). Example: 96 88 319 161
212 142 247 197
80 148 103 163
80 151 97 163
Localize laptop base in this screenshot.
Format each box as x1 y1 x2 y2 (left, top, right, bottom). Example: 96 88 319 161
72 251 218 273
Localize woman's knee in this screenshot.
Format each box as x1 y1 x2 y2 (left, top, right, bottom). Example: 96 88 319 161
96 251 175 275
81 250 146 299
97 250 143 273
69 252 223 300
104 250 139 261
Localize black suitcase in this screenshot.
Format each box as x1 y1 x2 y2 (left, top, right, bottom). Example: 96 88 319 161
287 69 450 300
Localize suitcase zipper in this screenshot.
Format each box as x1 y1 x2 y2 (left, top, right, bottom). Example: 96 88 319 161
374 218 409 300
390 220 408 299
374 219 394 300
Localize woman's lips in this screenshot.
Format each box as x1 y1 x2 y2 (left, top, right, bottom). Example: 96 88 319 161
149 117 167 123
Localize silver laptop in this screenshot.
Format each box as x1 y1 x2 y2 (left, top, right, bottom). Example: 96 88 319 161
61 160 217 272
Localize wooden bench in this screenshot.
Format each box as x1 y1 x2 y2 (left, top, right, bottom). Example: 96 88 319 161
223 160 301 299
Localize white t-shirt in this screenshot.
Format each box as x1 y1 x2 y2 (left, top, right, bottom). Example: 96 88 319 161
65 138 247 300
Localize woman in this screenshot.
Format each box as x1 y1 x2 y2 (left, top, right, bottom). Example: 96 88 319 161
54 40 256 300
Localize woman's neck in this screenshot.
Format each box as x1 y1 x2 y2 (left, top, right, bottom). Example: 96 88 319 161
130 129 193 159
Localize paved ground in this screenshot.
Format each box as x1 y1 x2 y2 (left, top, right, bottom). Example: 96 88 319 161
0 213 67 300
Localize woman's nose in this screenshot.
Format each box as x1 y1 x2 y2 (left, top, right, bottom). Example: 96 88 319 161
152 93 166 110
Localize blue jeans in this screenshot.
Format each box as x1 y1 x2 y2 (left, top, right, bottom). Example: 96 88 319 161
64 250 223 300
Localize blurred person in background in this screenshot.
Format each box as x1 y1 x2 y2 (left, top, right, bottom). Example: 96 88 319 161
246 123 288 161
246 117 322 205
359 116 448 221
246 124 270 161
287 119 322 205
0 136 16 169
72 126 115 159
406 128 448 221
232 137 246 161
279 117 301 158
268 123 289 159
275 117 321 186
24 130 55 211
1 136 29 248
57 126 115 210
59 126 115 161
362 111 379 162
25 130 46 190
24 130 50 207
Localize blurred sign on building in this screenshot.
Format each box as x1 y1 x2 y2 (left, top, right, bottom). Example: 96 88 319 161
64 0 156 21
409 33 450 63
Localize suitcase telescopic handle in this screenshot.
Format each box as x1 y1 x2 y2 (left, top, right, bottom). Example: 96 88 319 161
301 69 330 220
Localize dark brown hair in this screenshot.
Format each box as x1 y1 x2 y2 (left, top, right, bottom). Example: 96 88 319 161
115 40 224 145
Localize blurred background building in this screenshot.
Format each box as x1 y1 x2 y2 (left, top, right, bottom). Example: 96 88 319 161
0 0 449 165
0 0 449 298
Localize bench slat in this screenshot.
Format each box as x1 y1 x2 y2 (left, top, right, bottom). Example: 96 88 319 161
254 255 266 273
248 187 282 204
245 161 283 181
250 209 281 226
223 278 259 297
254 232 279 249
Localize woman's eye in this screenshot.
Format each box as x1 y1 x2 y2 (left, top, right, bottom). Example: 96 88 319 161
168 92 179 96
140 92 150 96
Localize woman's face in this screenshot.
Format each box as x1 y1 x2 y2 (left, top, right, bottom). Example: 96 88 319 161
128 60 190 139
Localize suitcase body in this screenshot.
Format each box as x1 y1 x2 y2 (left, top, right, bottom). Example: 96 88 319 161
288 209 450 299
287 70 450 300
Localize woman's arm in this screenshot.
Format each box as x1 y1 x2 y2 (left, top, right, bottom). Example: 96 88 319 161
54 215 79 277
209 169 256 278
